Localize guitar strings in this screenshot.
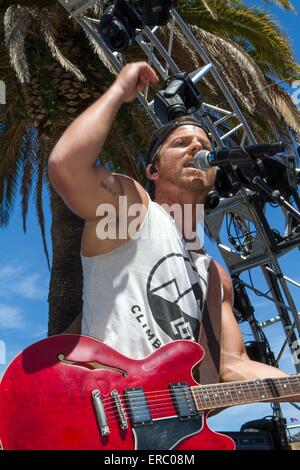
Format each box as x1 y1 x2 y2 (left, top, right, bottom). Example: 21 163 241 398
99 375 300 408
103 384 300 421
102 381 299 412
103 398 194 420
99 379 300 416
105 404 191 421
102 394 300 420
99 378 300 420
103 390 300 422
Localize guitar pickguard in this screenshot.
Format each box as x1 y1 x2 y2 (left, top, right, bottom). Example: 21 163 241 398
133 414 204 450
0 335 237 450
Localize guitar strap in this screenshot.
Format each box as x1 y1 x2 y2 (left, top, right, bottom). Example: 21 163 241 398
195 259 222 385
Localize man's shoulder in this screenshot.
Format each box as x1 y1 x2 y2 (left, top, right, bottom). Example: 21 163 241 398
211 260 233 304
112 173 149 207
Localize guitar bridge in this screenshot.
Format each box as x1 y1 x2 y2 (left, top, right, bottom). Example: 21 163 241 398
92 390 110 437
111 389 128 430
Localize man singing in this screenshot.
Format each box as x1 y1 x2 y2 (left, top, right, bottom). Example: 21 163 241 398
48 61 298 392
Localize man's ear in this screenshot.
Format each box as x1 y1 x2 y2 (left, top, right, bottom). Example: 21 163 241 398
146 163 159 180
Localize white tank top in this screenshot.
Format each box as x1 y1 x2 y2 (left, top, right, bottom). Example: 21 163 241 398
81 199 212 359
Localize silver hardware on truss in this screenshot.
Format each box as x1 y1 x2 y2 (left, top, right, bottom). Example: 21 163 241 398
57 0 300 432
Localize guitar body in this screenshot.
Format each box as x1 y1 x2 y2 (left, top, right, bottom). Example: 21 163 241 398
0 335 235 450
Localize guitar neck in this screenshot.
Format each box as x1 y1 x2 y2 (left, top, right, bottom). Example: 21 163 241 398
191 375 300 410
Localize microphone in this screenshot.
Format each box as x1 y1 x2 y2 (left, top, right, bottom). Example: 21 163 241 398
194 142 285 171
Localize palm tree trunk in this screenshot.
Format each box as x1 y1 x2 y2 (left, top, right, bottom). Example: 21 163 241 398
48 186 84 335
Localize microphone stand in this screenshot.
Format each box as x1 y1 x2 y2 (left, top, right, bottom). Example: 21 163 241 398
251 176 300 224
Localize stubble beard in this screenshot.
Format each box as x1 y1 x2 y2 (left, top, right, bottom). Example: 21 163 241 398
159 169 209 203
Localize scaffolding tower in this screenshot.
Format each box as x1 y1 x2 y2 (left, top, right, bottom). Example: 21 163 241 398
58 0 300 444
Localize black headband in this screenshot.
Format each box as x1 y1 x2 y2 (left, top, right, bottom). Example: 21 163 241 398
146 119 209 165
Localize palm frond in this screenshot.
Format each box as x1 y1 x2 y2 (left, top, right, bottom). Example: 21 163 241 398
33 133 51 270
180 25 271 113
0 169 19 226
262 0 296 12
91 1 104 17
180 0 299 81
84 30 118 76
0 119 27 175
171 24 300 136
267 82 300 133
4 5 32 83
19 125 38 232
40 9 86 82
197 0 219 19
0 119 27 225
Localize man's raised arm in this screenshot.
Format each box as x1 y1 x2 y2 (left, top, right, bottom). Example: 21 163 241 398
48 62 159 220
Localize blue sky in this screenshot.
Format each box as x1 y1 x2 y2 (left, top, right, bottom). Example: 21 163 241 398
0 186 51 370
0 1 300 443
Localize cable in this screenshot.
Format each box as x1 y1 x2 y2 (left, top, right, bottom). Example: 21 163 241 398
226 212 257 257
248 269 273 297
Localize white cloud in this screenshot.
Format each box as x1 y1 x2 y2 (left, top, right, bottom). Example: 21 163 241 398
0 265 47 300
0 339 6 365
0 265 23 280
28 326 47 339
0 265 48 343
13 273 46 300
0 304 25 329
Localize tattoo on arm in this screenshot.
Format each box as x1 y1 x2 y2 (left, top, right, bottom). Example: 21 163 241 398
100 180 118 198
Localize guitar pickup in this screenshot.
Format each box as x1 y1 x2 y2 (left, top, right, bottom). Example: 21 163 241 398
124 387 153 427
170 382 197 420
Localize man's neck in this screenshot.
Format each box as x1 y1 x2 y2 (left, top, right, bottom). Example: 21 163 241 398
154 185 206 206
154 189 206 243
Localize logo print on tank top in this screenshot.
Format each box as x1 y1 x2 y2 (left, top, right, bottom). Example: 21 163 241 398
146 253 204 341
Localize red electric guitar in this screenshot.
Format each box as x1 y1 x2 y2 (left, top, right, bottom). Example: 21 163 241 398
0 335 299 450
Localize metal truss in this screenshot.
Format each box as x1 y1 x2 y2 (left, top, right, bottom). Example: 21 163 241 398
58 0 300 436
58 0 256 145
205 192 300 374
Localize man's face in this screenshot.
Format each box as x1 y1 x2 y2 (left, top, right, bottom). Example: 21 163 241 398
156 125 217 195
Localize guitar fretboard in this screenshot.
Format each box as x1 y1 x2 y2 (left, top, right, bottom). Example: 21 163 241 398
191 376 300 410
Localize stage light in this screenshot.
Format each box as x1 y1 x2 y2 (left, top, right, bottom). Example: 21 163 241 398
245 341 270 364
99 1 142 52
98 1 177 52
154 73 203 123
232 277 254 322
138 0 177 26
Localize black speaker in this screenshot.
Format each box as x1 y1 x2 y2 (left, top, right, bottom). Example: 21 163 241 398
221 431 275 450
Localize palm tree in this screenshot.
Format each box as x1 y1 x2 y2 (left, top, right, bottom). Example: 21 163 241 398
0 0 299 334
0 1 152 334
